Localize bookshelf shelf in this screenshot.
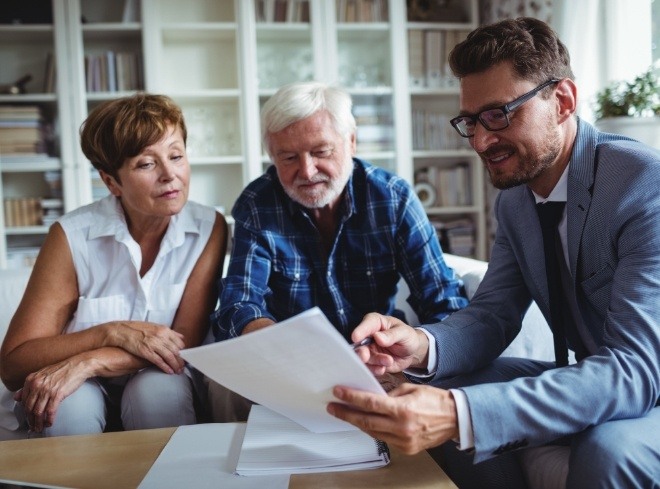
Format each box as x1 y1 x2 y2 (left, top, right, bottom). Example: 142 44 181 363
6 226 50 235
0 160 62 172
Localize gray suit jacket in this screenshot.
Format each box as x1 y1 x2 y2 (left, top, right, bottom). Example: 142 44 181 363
423 119 660 462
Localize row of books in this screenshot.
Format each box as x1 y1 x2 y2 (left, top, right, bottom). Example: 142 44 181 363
85 51 143 93
336 0 388 22
411 109 470 151
255 0 310 22
430 217 476 258
415 163 472 208
408 29 470 89
3 197 63 228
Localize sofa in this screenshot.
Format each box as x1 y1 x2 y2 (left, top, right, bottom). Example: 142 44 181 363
0 254 555 442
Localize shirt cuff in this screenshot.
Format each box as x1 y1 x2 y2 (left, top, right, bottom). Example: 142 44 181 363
403 328 437 378
450 388 475 450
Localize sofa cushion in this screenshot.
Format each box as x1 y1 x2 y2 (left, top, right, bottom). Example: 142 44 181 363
397 254 555 361
0 267 32 439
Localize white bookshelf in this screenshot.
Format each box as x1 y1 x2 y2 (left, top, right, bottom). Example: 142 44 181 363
0 0 486 269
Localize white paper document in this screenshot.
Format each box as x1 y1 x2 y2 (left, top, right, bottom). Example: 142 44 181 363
180 307 387 432
137 423 289 489
236 405 390 476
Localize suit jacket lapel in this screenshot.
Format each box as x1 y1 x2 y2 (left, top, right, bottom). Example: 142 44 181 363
567 119 598 277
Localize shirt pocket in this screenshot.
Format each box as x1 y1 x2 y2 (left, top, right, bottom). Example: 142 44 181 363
147 282 186 326
269 258 314 311
67 295 130 334
344 255 398 308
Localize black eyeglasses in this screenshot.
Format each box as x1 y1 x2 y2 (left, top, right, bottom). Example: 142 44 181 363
450 79 561 138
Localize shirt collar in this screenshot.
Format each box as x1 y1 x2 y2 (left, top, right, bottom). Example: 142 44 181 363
532 162 569 204
88 195 197 251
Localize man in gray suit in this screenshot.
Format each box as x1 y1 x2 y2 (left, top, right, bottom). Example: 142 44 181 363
327 17 660 488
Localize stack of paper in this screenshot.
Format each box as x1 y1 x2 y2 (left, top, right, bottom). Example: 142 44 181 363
236 405 390 475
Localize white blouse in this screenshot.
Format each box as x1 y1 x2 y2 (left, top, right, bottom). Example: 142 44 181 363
59 195 216 334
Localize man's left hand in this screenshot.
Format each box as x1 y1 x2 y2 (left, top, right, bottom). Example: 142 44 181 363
327 383 459 454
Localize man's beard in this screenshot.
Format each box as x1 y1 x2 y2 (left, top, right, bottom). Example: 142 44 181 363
284 159 353 209
483 128 561 190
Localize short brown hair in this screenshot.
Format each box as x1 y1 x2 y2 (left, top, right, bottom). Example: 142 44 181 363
79 93 187 180
449 17 574 85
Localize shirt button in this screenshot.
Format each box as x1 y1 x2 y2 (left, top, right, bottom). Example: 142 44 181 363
327 271 331 276
366 270 372 276
294 273 300 280
338 308 344 315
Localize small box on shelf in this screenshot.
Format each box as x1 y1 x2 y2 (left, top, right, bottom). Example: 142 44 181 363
407 0 470 23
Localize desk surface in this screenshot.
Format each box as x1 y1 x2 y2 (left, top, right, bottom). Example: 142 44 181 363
0 427 457 489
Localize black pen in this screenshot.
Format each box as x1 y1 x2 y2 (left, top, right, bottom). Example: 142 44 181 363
350 337 374 350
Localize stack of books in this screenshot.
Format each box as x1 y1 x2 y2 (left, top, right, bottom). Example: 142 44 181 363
431 217 476 257
354 103 393 152
0 106 46 157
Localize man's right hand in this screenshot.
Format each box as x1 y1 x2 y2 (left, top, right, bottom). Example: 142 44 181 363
352 313 430 376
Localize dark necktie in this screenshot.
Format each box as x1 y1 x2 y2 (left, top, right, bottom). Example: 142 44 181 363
536 201 569 367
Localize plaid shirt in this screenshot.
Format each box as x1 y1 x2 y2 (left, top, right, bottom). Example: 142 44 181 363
213 159 468 341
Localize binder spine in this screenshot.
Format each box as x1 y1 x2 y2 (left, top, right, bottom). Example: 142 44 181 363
375 439 390 460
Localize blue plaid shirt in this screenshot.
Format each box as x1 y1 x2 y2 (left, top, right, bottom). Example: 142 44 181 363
213 159 468 341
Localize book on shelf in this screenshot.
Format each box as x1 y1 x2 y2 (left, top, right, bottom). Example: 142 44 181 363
337 0 387 22
424 30 443 88
408 29 425 88
121 0 141 23
43 51 56 93
411 108 468 151
85 51 142 93
3 197 41 227
235 405 390 476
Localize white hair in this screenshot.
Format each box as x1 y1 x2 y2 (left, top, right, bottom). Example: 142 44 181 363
261 81 356 156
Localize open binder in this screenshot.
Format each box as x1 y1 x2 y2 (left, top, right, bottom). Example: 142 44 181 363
236 405 390 476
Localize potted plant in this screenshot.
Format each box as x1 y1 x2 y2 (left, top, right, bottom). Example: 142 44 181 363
593 66 660 148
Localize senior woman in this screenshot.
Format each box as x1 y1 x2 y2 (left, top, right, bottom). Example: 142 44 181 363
0 93 228 436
